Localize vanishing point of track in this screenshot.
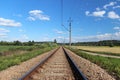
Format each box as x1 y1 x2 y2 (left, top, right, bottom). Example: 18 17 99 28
19 47 87 80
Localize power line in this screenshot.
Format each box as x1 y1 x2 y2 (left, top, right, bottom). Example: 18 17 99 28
61 0 63 26
61 0 73 47
61 0 69 31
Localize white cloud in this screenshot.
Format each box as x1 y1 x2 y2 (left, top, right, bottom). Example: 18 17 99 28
85 2 120 20
86 10 106 17
96 7 101 11
85 11 90 16
42 37 50 41
75 33 112 42
28 17 35 21
54 31 120 42
0 17 21 27
0 33 7 38
112 22 120 25
97 33 112 40
28 10 50 21
0 28 10 33
0 28 9 38
22 34 29 40
72 31 120 42
56 36 68 43
12 34 29 42
114 32 120 37
103 2 117 9
113 6 120 9
54 29 65 34
108 11 120 19
18 29 25 32
113 27 120 32
113 27 120 30
13 14 22 17
92 11 106 17
57 36 64 39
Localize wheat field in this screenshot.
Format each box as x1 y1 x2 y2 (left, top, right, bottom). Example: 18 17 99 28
72 46 120 54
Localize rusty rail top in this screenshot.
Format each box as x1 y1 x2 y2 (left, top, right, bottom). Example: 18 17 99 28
19 47 59 80
19 47 87 80
63 47 88 80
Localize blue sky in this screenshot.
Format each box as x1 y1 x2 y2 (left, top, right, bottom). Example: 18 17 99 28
0 0 120 42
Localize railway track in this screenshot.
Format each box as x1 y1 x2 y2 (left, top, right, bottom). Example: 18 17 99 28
19 47 87 80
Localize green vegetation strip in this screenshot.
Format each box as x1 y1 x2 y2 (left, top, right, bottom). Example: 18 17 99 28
0 47 53 71
78 48 120 56
0 45 48 53
68 47 120 79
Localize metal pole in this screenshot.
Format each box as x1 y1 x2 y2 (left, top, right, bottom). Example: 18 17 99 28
68 17 72 47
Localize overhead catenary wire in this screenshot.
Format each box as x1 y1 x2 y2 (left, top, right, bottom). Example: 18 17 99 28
61 0 69 31
61 0 73 46
61 0 63 26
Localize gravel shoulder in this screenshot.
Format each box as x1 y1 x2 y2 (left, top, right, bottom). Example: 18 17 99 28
0 49 56 80
65 48 116 80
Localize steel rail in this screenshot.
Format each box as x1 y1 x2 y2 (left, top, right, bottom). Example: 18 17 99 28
63 47 88 80
19 47 87 80
19 47 60 80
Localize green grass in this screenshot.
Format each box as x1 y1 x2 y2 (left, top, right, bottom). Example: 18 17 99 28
0 46 48 56
68 47 120 79
0 46 11 52
0 46 55 71
0 46 39 52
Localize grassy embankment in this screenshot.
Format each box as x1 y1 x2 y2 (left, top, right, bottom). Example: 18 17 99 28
0 46 38 56
72 46 120 56
0 44 58 71
68 47 120 79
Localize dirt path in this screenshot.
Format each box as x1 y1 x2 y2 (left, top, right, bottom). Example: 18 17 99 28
81 51 120 58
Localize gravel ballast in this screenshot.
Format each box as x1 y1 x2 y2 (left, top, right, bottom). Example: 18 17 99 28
0 48 116 80
0 49 56 80
31 47 74 80
65 48 115 80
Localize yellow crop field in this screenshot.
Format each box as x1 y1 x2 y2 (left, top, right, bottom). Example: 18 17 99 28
72 46 120 54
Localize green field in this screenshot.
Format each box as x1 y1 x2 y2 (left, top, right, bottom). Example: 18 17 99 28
68 47 120 79
0 46 37 52
0 46 40 56
0 43 58 71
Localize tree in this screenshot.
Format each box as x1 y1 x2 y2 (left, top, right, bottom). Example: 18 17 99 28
27 41 34 46
54 39 57 43
13 40 22 46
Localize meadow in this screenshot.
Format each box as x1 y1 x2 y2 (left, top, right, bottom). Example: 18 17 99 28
0 46 41 56
0 43 58 71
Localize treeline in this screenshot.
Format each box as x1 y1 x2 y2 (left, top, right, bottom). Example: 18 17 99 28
0 40 57 46
72 40 120 46
0 41 35 46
